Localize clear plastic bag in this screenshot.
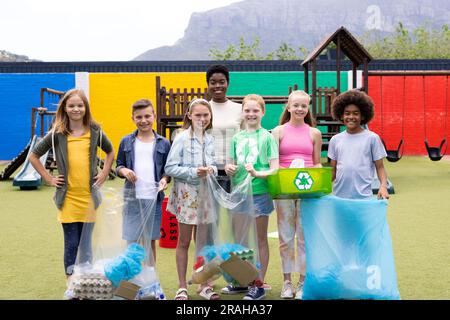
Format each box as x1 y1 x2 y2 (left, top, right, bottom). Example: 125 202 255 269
68 182 165 300
190 174 261 287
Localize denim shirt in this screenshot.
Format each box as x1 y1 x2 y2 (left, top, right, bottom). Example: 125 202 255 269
164 128 217 185
116 130 171 202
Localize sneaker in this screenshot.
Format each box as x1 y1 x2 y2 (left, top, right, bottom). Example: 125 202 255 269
243 286 266 300
295 282 304 300
262 282 272 291
63 289 77 300
221 284 249 295
280 280 294 299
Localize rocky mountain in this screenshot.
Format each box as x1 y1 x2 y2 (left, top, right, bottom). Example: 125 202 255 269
134 0 450 60
0 50 39 62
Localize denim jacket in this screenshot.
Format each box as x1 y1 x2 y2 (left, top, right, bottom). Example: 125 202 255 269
116 130 171 202
164 128 217 185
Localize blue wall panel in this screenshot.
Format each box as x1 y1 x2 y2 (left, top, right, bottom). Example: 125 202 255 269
0 74 75 160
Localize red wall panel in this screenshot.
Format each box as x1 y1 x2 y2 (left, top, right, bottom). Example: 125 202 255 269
368 75 449 156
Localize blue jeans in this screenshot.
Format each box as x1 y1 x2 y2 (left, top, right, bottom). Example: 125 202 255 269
62 222 94 275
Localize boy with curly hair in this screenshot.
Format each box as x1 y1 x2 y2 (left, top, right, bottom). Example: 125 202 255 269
328 89 389 200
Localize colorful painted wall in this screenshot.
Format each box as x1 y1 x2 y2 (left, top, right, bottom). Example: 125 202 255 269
0 71 448 160
80 71 345 156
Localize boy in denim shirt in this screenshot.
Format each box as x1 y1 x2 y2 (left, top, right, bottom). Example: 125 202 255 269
116 99 171 261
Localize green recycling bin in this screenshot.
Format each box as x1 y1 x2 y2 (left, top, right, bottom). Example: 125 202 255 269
267 167 332 199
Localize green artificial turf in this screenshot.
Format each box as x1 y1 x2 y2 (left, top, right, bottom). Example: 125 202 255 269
0 156 449 300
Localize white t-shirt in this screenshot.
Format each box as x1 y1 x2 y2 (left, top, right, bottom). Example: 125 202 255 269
210 99 242 169
134 138 156 199
328 129 387 199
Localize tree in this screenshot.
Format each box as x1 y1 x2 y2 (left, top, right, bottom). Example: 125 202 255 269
361 22 450 59
209 37 265 60
209 37 307 60
209 23 450 60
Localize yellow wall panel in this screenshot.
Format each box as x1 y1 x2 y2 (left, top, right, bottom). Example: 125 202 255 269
158 72 206 91
89 73 156 156
89 72 205 156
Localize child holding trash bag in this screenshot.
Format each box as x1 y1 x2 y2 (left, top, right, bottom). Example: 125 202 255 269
225 94 279 300
299 90 392 300
28 88 114 299
271 90 322 299
116 99 171 262
165 98 219 300
328 89 389 200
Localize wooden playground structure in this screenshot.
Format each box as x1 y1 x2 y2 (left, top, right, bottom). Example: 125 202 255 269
156 75 294 141
156 78 346 152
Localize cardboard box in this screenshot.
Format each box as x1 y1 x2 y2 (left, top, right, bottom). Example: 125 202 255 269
220 253 259 287
114 281 141 300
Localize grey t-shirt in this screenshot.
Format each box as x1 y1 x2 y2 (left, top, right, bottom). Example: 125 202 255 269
328 129 387 199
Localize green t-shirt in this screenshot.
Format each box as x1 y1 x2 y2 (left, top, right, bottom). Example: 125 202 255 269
230 128 279 195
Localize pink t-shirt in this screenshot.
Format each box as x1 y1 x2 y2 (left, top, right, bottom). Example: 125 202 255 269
279 122 314 168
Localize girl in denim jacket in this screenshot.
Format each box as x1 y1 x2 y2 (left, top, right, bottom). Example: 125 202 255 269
165 98 218 300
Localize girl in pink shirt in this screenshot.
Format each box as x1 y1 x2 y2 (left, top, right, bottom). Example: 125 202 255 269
271 90 322 299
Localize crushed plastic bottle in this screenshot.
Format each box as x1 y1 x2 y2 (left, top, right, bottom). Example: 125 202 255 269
137 281 166 300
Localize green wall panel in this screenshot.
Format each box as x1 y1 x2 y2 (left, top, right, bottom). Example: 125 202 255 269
228 71 348 130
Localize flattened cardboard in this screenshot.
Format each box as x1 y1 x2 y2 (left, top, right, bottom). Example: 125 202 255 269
114 281 140 300
220 253 258 287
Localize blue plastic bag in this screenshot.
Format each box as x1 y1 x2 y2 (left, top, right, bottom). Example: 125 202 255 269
301 195 400 300
104 243 146 287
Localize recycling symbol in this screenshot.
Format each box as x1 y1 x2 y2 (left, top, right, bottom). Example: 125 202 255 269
236 137 258 164
294 171 314 190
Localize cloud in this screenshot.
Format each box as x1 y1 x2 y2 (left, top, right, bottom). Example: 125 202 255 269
0 0 242 61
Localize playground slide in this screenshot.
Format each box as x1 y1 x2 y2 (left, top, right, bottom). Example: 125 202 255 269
12 136 49 189
0 143 30 180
